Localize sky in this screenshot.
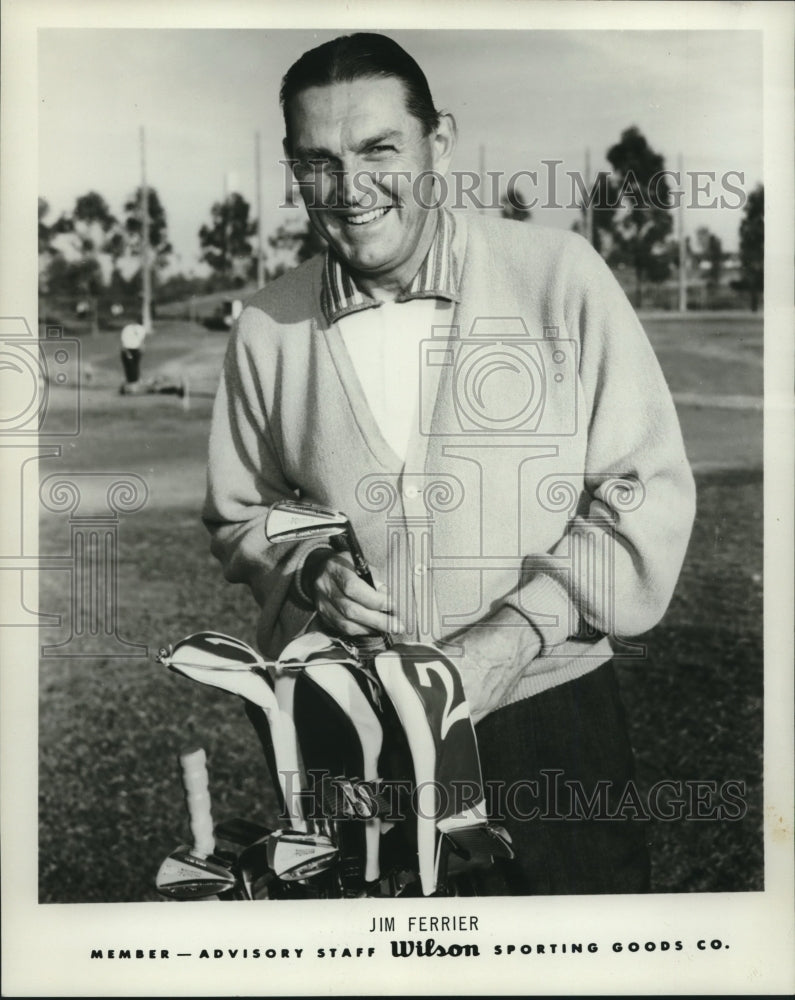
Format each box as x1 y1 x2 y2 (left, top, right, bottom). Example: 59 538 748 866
38 28 763 272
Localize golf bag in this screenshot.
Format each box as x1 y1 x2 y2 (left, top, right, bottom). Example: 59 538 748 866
156 629 513 899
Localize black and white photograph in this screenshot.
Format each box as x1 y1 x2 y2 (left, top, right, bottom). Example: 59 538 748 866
2 0 793 996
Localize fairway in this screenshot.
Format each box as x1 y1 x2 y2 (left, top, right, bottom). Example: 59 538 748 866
37 312 764 902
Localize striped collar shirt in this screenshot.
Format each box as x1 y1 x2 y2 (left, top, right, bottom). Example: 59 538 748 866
319 208 460 326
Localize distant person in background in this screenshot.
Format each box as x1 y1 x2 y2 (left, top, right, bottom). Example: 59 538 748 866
120 321 147 394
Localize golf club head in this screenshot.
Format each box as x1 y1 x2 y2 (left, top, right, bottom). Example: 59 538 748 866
266 500 377 588
265 500 349 544
156 845 238 900
266 502 388 646
266 829 338 881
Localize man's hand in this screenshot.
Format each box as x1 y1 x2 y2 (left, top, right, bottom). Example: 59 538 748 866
302 548 405 637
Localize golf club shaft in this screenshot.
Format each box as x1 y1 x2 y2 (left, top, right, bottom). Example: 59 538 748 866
329 524 393 650
329 532 373 587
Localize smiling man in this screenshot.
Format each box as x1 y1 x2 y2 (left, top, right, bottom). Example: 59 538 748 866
286 72 455 297
203 33 696 895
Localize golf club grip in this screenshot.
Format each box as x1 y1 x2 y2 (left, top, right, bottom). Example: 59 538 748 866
180 748 215 858
328 534 393 650
329 533 374 587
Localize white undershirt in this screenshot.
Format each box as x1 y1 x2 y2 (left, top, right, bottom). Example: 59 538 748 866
338 298 454 461
120 323 146 350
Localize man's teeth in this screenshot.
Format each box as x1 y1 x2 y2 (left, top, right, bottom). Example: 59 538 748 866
345 207 390 225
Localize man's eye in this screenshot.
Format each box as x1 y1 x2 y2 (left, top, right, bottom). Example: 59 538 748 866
369 145 397 155
296 159 330 178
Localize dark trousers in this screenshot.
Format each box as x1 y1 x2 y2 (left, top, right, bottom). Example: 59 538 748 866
121 348 141 383
472 661 651 895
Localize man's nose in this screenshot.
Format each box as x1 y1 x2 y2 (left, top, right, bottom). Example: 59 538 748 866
332 162 377 209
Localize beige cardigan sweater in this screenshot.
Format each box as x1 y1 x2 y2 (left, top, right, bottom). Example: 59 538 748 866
203 211 696 708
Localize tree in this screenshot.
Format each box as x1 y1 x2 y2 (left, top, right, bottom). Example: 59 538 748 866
47 192 123 332
266 219 325 279
39 198 59 296
738 184 763 312
123 186 172 276
198 193 256 283
695 226 725 290
38 197 83 303
38 197 52 254
46 254 105 302
605 126 674 307
571 172 619 255
72 191 123 258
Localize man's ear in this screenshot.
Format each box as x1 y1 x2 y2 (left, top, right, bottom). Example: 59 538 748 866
432 112 458 176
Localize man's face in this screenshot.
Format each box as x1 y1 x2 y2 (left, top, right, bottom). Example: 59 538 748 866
286 76 455 291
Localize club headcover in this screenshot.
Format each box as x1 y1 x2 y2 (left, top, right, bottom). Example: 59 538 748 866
160 631 304 829
374 643 489 895
280 632 386 885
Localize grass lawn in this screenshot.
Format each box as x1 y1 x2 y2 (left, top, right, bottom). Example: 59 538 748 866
37 314 764 902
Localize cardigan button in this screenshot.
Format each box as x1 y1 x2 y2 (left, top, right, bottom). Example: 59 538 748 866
403 485 421 499
413 564 426 576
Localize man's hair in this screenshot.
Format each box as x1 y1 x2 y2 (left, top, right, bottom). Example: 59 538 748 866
281 33 441 148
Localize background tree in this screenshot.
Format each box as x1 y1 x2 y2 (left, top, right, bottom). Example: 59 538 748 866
265 219 325 279
605 126 674 307
571 172 619 255
45 255 105 303
737 184 764 312
39 198 58 298
198 193 256 285
695 226 725 291
71 191 123 259
123 186 172 277
41 191 122 332
38 197 52 255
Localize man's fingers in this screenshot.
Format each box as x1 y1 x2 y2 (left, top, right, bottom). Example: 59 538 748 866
326 560 394 613
318 594 404 637
311 555 405 634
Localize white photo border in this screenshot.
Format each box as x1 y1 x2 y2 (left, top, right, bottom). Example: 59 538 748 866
2 0 793 996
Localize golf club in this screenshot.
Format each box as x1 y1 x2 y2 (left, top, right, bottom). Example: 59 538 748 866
265 499 375 587
156 845 239 900
265 500 392 651
155 748 242 900
266 829 339 881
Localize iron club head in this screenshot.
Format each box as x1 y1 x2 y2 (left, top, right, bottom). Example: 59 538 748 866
155 845 239 900
265 500 350 544
266 829 338 881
